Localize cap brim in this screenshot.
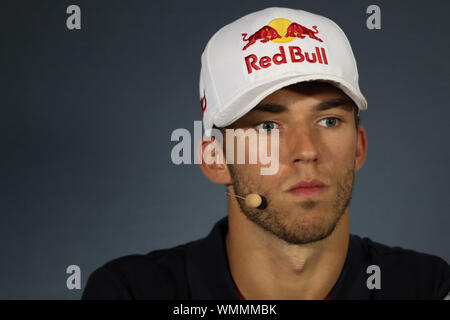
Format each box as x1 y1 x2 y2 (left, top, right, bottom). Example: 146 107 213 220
214 73 367 128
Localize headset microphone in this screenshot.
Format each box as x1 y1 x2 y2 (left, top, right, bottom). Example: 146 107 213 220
225 192 265 209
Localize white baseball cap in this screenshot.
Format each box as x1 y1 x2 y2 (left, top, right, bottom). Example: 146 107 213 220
199 7 368 137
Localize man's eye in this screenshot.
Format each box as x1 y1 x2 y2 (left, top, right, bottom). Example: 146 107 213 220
318 117 341 128
255 121 279 132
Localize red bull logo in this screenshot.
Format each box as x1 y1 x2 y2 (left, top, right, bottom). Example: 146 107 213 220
241 18 328 74
284 22 323 43
242 18 323 51
241 25 283 51
200 89 207 116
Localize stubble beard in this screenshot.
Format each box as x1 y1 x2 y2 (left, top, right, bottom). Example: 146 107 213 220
228 164 355 245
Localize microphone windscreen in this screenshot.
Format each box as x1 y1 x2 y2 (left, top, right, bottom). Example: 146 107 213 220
245 193 262 208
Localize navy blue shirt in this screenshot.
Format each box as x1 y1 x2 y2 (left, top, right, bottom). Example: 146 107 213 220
82 216 450 299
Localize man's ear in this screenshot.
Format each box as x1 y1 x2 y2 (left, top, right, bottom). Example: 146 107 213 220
355 125 368 172
197 137 232 185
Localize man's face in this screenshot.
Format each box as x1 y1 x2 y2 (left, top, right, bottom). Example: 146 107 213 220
223 82 363 245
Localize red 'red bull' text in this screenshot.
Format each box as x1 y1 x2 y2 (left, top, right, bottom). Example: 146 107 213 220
244 46 328 74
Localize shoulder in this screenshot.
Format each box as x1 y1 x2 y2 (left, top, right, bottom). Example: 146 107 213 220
355 235 450 272
350 234 450 299
82 242 193 300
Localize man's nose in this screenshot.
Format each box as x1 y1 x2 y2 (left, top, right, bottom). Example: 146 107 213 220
287 125 319 164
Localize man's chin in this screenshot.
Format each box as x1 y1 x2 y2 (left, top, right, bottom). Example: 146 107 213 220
245 213 336 245
279 224 338 245
283 205 329 222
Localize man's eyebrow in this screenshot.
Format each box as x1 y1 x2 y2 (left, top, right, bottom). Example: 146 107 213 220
252 103 288 113
252 97 354 114
314 97 354 112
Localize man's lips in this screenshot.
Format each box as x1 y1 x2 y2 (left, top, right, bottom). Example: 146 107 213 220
289 186 325 197
287 179 327 197
288 178 326 190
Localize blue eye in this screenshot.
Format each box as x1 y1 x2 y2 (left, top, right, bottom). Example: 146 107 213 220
256 121 279 132
319 117 341 128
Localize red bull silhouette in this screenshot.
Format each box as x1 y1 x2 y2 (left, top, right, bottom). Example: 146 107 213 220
241 25 282 51
201 89 207 116
285 22 323 42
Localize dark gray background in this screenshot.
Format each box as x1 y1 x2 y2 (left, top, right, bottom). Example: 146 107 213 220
1 0 449 299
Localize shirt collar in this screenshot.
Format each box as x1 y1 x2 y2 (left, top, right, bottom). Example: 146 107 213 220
186 215 369 299
186 216 240 299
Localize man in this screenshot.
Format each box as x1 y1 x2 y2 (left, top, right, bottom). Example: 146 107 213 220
82 7 450 300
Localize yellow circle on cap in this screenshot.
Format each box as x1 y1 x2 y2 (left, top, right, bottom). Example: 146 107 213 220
268 18 295 43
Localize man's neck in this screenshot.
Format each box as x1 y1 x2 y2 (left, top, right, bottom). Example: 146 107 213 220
225 206 350 300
